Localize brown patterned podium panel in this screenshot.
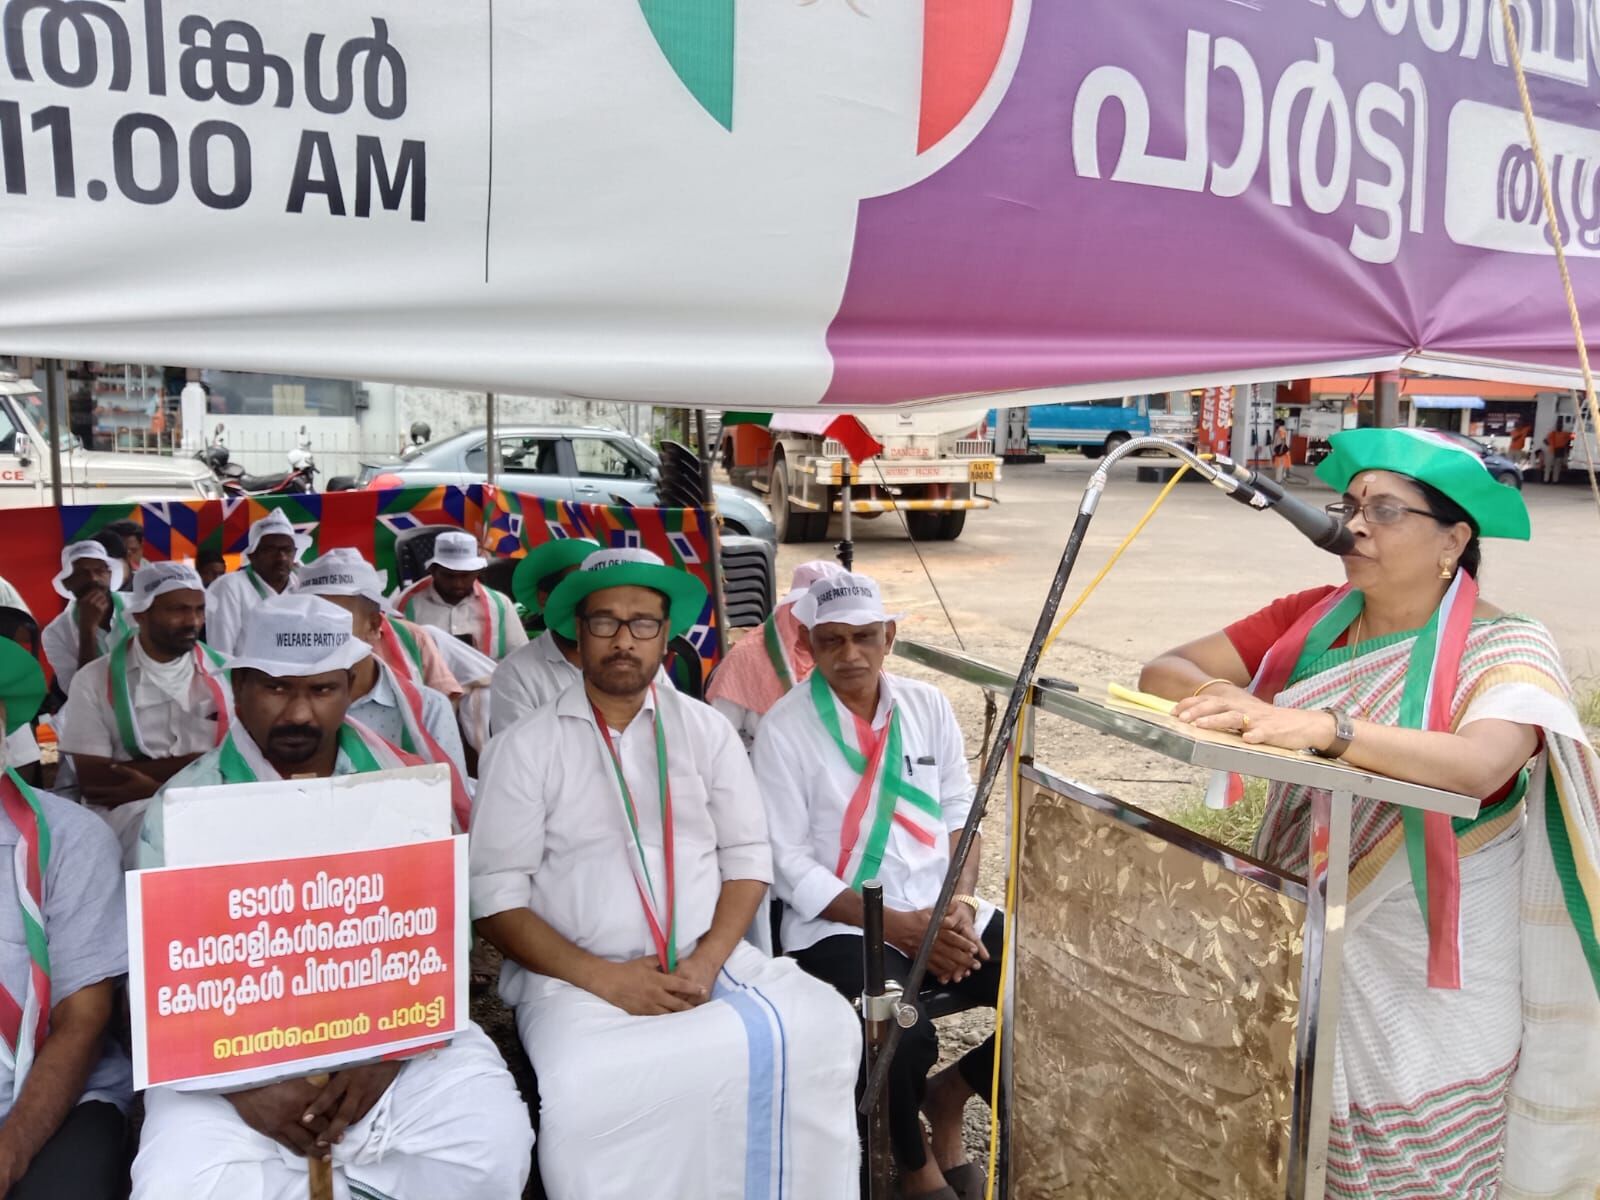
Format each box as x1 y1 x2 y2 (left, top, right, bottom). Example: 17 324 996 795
1012 778 1304 1199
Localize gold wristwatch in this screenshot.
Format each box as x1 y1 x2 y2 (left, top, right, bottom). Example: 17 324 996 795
953 894 981 915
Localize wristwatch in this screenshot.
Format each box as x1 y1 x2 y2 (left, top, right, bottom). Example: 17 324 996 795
1312 707 1355 759
953 894 981 916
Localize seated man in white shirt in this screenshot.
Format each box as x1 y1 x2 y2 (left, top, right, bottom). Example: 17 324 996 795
472 548 861 1200
57 562 227 864
133 594 533 1200
296 549 473 830
488 537 599 732
753 572 1002 1200
393 531 526 662
203 510 308 655
0 640 132 1200
40 542 134 694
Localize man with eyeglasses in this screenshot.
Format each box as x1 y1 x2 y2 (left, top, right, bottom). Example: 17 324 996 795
470 547 861 1200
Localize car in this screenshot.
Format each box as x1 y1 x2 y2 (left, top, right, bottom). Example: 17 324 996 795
1431 429 1525 490
358 424 778 543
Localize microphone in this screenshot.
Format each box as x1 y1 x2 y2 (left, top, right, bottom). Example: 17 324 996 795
1208 456 1357 556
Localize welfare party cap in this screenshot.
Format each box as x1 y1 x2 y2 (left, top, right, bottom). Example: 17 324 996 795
426 530 489 573
227 593 371 677
296 548 391 608
245 509 313 558
128 561 205 615
542 547 708 642
782 559 851 605
0 638 45 736
512 537 602 617
796 571 904 630
52 539 125 599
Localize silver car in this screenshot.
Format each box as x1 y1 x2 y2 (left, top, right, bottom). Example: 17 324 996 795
358 424 777 543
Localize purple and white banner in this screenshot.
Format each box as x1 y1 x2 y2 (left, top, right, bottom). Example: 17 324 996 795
0 1 1597 408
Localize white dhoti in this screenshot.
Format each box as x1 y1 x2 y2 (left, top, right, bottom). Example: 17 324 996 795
131 1024 534 1200
514 942 862 1200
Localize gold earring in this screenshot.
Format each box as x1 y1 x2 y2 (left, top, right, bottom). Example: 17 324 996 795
1439 559 1454 579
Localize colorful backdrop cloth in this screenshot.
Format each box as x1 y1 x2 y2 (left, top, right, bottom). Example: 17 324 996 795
11 487 721 670
0 3 1598 406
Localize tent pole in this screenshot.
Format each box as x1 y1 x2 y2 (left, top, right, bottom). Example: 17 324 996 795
695 409 731 650
837 469 854 571
485 390 498 486
44 359 63 508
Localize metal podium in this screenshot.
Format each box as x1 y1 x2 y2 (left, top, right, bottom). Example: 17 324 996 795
892 640 1475 1200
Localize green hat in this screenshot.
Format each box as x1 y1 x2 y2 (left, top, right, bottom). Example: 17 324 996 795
543 548 708 642
512 538 602 617
1315 428 1531 540
0 640 45 735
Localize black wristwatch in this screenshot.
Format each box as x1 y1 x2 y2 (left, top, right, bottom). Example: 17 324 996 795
1311 707 1354 759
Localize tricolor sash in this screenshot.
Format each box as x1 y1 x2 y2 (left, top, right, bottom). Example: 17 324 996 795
0 769 49 1101
810 672 944 891
381 616 428 685
106 634 230 759
370 641 473 832
1248 575 1478 989
592 687 677 971
397 580 510 660
217 719 416 784
70 592 133 654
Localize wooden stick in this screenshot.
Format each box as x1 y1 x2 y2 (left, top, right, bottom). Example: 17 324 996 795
306 1073 334 1200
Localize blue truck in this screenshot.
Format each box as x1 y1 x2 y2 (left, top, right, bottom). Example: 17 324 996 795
988 396 1195 458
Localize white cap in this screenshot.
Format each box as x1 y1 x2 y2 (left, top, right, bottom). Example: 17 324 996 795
426 530 488 573
52 541 125 599
227 594 372 677
781 560 851 605
296 548 390 607
796 571 904 630
128 562 205 614
245 510 313 558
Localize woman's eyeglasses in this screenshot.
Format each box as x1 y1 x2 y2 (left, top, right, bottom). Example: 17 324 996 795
1324 500 1434 527
578 614 666 639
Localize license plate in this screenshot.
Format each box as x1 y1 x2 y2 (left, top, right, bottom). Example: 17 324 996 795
968 461 996 482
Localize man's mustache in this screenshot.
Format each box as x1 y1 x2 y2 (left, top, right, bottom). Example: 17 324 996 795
266 724 321 742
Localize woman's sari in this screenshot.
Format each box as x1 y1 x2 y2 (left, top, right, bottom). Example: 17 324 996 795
1246 584 1600 1198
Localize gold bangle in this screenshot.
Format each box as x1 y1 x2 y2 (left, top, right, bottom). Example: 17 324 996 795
953 894 981 915
1191 677 1233 698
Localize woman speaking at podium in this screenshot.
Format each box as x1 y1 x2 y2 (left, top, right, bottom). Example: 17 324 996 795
1141 428 1599 1199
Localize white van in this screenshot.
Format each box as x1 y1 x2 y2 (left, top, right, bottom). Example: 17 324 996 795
0 373 221 508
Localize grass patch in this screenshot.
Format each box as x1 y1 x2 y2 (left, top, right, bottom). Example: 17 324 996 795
1165 776 1269 853
1575 681 1600 732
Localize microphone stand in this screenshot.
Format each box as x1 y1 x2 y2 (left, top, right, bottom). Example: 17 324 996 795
858 437 1258 1114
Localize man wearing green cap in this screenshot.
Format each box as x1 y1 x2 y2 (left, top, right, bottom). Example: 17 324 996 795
472 548 861 1200
488 537 599 732
0 640 131 1200
1141 427 1599 1197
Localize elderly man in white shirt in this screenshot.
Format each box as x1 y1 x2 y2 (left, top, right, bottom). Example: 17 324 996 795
753 572 1003 1200
57 562 227 865
203 510 308 655
472 548 861 1200
296 549 473 830
40 542 135 694
393 531 526 662
488 537 598 732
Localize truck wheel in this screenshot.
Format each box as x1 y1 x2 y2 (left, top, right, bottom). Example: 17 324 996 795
1104 432 1130 456
773 460 824 543
939 510 967 540
1080 444 1104 459
905 511 944 539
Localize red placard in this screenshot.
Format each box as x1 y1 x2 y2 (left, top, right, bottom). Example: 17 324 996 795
128 838 464 1090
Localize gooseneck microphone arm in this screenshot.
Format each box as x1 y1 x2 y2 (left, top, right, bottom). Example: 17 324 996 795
858 436 1353 1119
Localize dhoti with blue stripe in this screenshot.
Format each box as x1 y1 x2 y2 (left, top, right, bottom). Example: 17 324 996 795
511 942 862 1200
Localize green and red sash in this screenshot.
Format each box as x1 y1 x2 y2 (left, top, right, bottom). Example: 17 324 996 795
217 719 417 785
382 616 428 685
0 769 50 1099
396 580 509 660
763 612 795 693
371 630 473 831
810 672 944 891
592 687 676 971
1250 575 1478 990
106 634 229 759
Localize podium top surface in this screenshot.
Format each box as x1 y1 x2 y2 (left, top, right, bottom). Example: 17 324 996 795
893 639 1479 819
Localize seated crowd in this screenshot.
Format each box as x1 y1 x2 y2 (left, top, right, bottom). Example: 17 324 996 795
0 511 998 1200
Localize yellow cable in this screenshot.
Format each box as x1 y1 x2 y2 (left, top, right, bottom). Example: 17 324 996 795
981 463 1191 1199
1496 0 1600 520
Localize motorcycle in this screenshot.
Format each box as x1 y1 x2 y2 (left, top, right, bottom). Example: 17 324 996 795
196 425 317 496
